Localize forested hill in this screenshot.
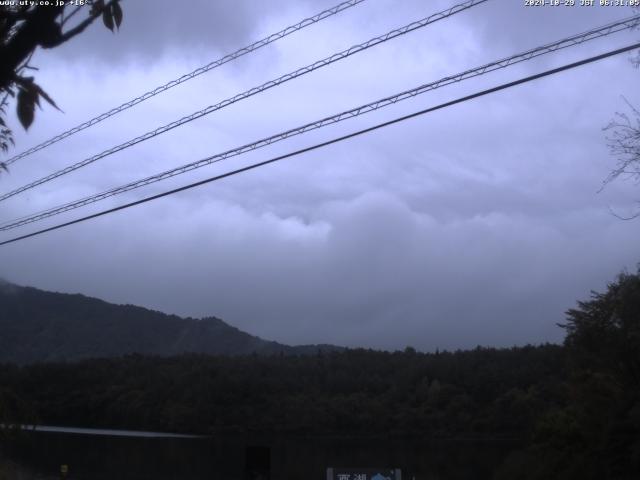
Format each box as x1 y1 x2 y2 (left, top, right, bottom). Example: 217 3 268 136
0 281 339 363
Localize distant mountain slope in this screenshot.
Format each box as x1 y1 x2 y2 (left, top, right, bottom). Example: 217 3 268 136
0 281 339 364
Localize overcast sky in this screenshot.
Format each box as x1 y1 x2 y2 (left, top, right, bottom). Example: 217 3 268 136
0 0 639 351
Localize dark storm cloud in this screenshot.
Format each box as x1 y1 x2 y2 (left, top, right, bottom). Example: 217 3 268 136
47 0 332 64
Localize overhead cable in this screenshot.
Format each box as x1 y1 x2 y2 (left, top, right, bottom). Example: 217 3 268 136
0 0 489 202
3 0 367 166
2 14 638 231
1 41 638 246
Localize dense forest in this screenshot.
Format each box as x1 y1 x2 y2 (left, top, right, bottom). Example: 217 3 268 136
1 268 639 479
0 345 566 437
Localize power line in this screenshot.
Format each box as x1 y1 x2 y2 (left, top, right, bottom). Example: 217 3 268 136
0 0 489 203
3 0 367 167
2 14 638 232
2 41 638 247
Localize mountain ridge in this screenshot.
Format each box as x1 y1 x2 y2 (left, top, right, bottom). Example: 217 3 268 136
0 281 341 364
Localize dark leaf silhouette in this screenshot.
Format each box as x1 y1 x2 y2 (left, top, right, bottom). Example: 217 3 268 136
16 87 37 130
102 6 114 32
33 84 62 112
112 1 123 29
0 0 123 151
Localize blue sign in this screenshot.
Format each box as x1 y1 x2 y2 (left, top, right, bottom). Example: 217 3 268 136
326 468 401 480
